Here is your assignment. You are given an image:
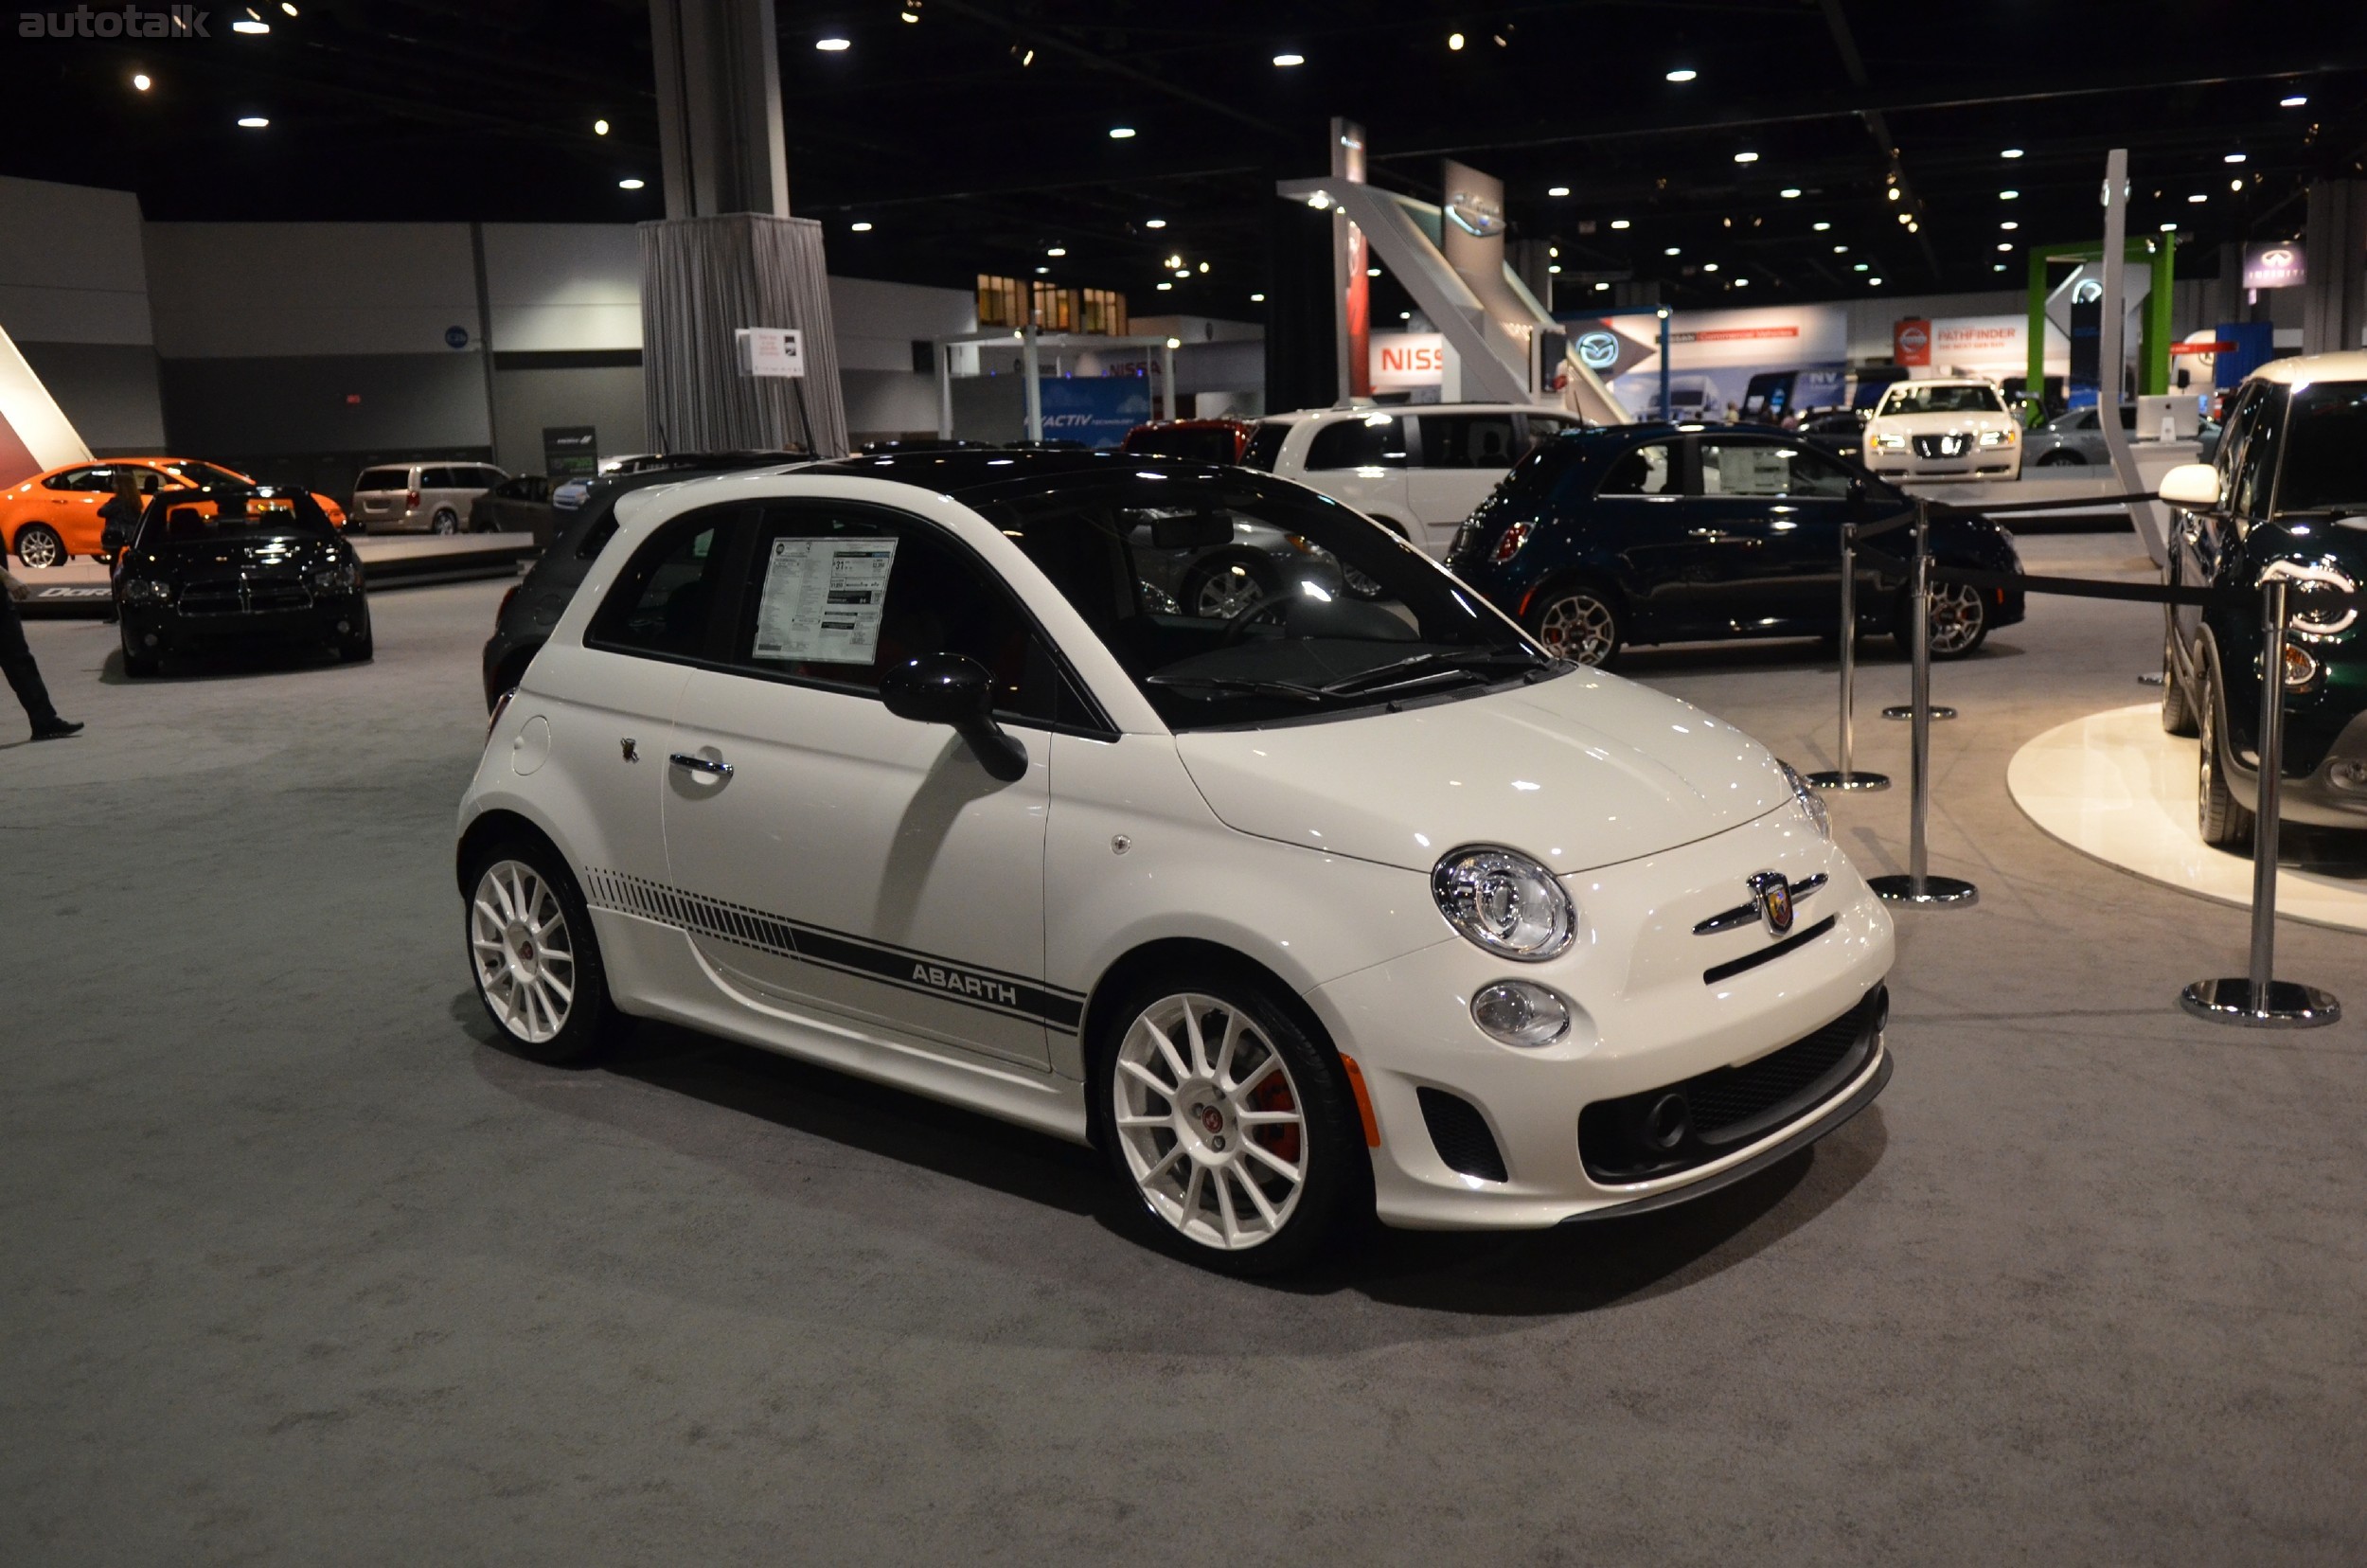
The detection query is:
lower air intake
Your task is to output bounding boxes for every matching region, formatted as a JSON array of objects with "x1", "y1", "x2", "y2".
[{"x1": 1418, "y1": 1088, "x2": 1509, "y2": 1183}]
